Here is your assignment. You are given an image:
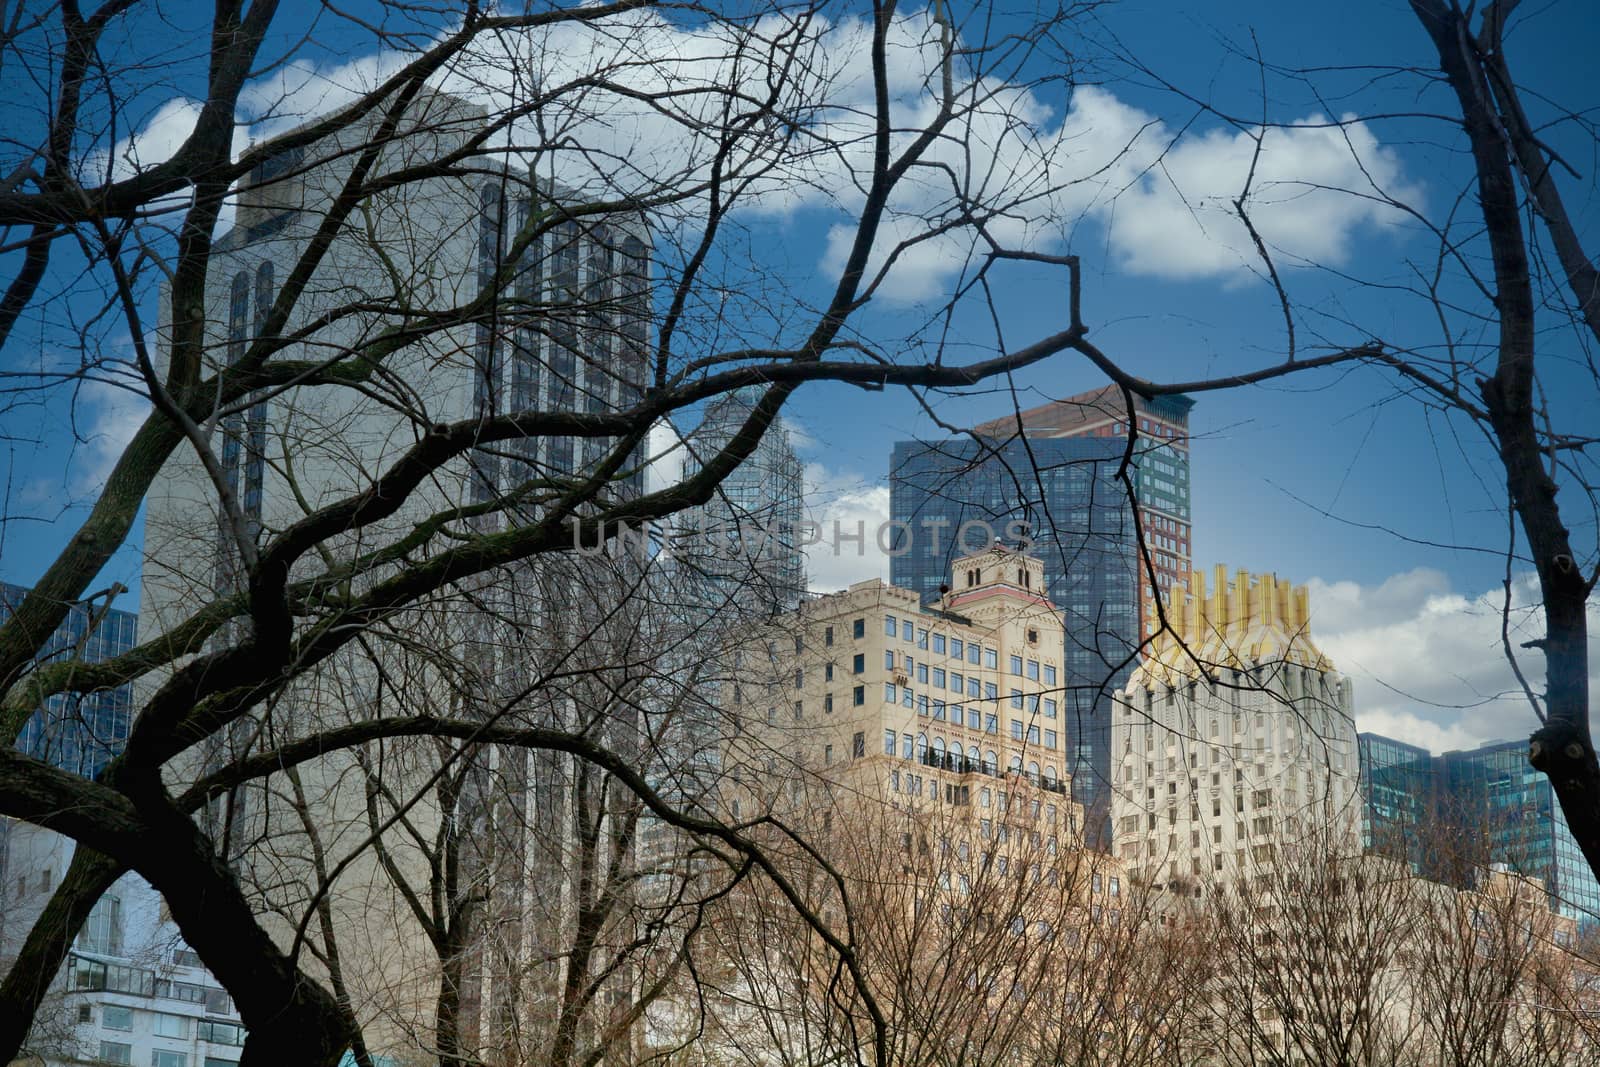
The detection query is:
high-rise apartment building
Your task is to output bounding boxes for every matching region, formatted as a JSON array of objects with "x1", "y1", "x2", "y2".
[
  {"x1": 0, "y1": 582, "x2": 137, "y2": 779},
  {"x1": 1358, "y1": 732, "x2": 1600, "y2": 926},
  {"x1": 890, "y1": 387, "x2": 1193, "y2": 839},
  {"x1": 1110, "y1": 566, "x2": 1360, "y2": 886},
  {"x1": 672, "y1": 388, "x2": 806, "y2": 616}
]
